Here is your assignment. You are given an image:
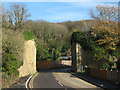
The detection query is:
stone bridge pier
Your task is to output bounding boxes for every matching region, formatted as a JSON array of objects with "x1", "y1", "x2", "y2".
[{"x1": 19, "y1": 39, "x2": 36, "y2": 77}]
